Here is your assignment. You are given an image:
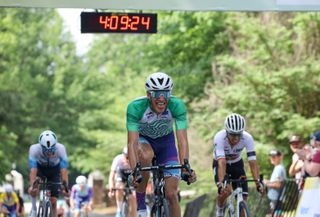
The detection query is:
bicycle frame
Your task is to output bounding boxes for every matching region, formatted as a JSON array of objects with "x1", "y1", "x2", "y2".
[
  {"x1": 139, "y1": 163, "x2": 185, "y2": 217},
  {"x1": 223, "y1": 176, "x2": 262, "y2": 217},
  {"x1": 225, "y1": 186, "x2": 244, "y2": 217},
  {"x1": 34, "y1": 177, "x2": 67, "y2": 217},
  {"x1": 112, "y1": 186, "x2": 134, "y2": 217}
]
